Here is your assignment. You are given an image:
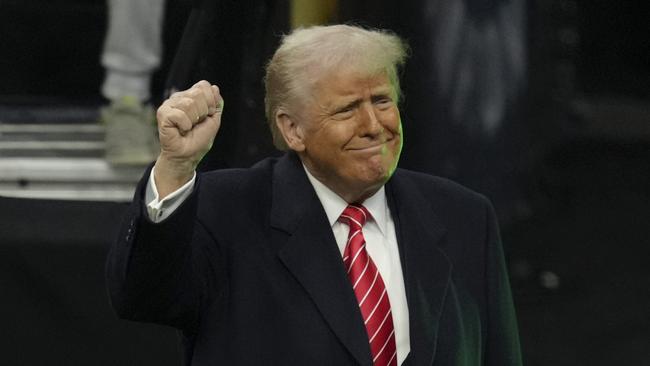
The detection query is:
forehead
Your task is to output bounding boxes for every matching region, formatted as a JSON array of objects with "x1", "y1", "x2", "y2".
[{"x1": 311, "y1": 67, "x2": 394, "y2": 100}]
